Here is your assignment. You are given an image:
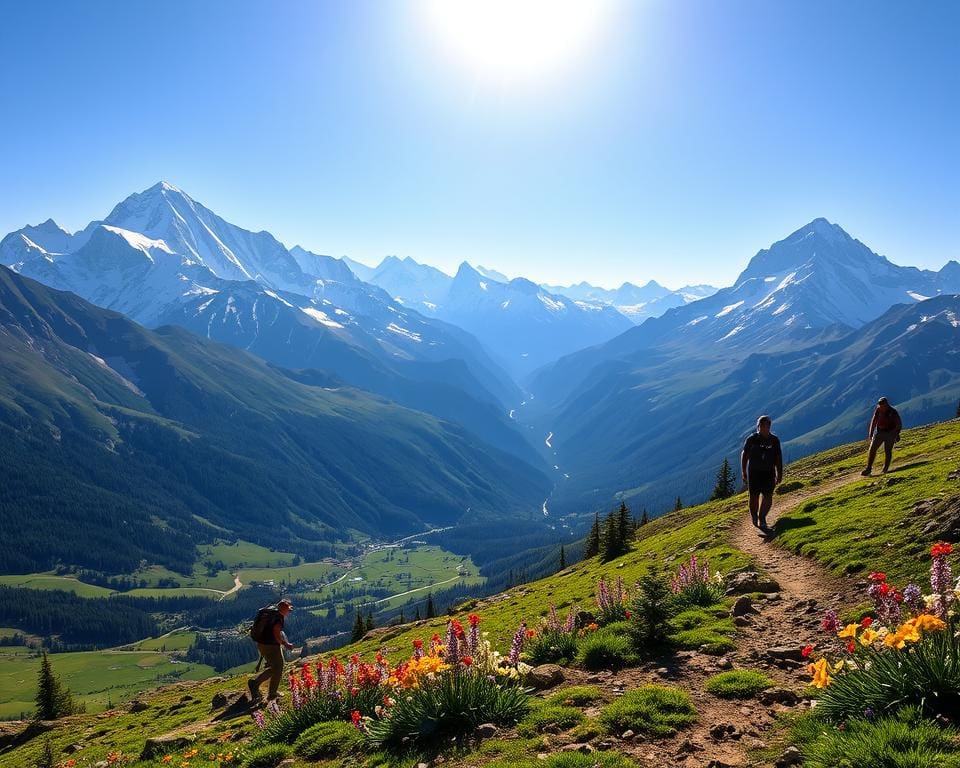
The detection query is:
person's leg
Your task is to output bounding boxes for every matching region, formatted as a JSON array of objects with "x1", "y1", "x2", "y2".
[
  {"x1": 748, "y1": 491, "x2": 760, "y2": 527},
  {"x1": 264, "y1": 645, "x2": 285, "y2": 699},
  {"x1": 881, "y1": 433, "x2": 894, "y2": 473},
  {"x1": 863, "y1": 434, "x2": 882, "y2": 474},
  {"x1": 251, "y1": 643, "x2": 282, "y2": 697},
  {"x1": 758, "y1": 492, "x2": 773, "y2": 530}
]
